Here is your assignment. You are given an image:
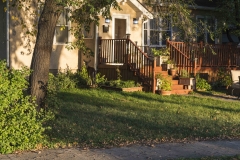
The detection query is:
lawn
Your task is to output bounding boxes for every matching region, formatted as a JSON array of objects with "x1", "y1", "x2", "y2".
[{"x1": 45, "y1": 88, "x2": 240, "y2": 149}]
